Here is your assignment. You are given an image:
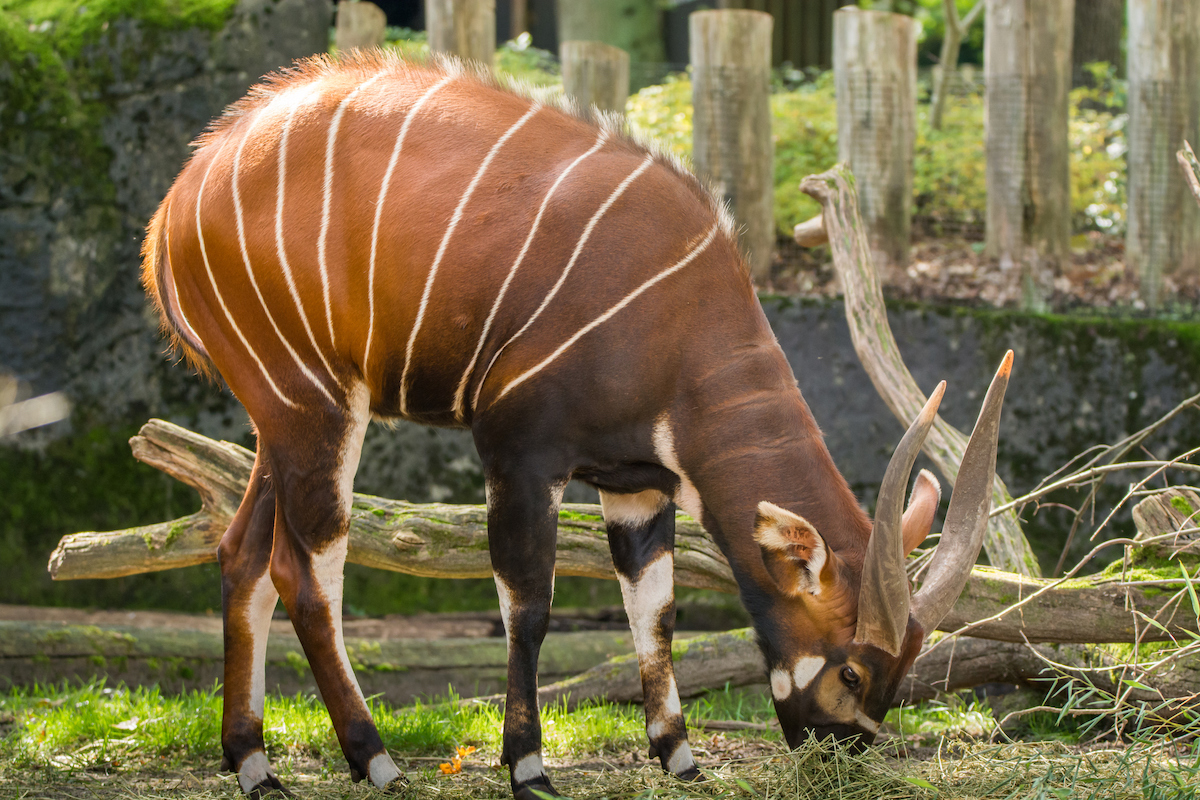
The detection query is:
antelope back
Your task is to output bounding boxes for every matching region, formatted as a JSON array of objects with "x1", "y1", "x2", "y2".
[{"x1": 144, "y1": 53, "x2": 736, "y2": 426}]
